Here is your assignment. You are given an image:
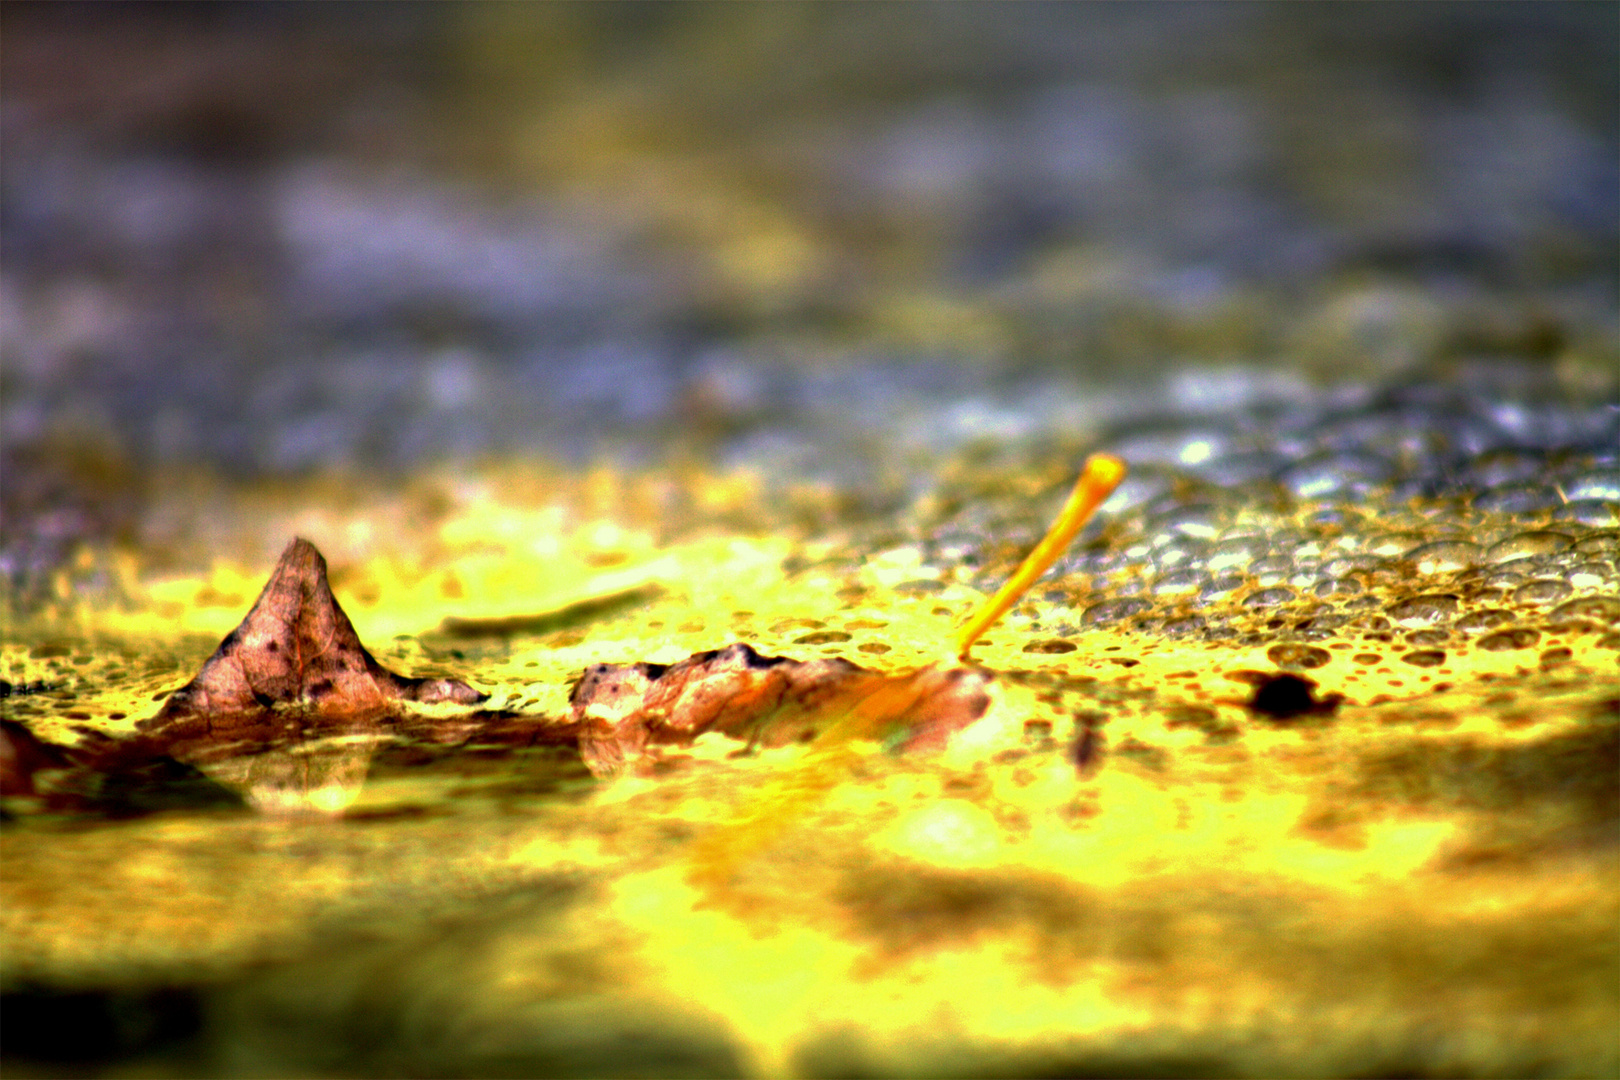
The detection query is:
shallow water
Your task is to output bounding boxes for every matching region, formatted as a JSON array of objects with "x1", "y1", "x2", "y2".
[{"x1": 2, "y1": 6, "x2": 1617, "y2": 1078}]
